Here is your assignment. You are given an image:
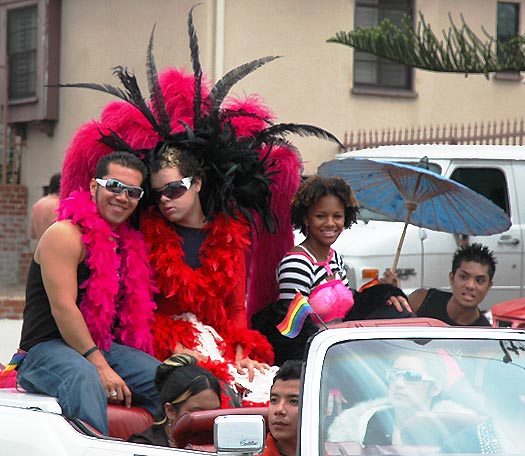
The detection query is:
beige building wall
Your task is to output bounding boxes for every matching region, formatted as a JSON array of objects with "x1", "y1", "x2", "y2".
[{"x1": 21, "y1": 0, "x2": 525, "y2": 222}]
